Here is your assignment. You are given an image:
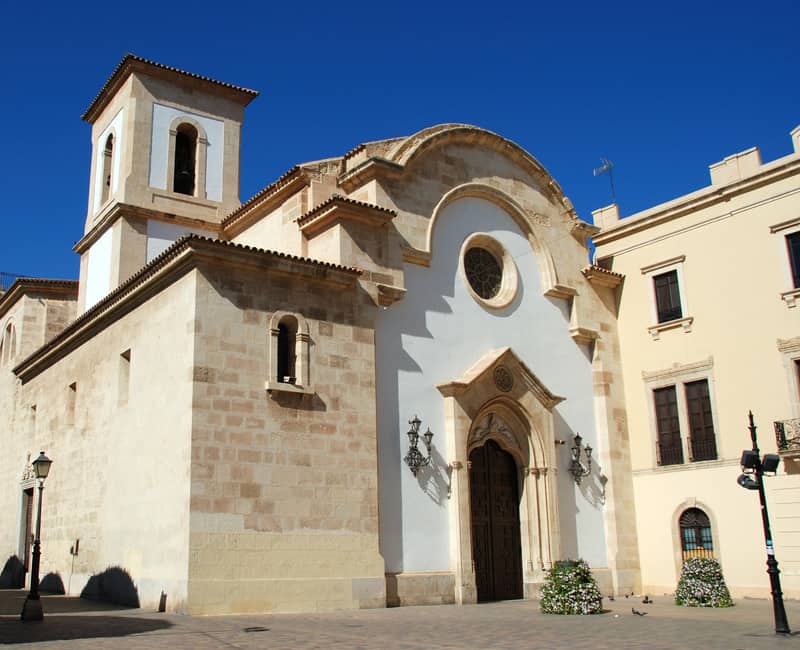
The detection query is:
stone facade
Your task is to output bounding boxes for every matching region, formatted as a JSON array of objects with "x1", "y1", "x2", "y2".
[{"x1": 0, "y1": 55, "x2": 663, "y2": 615}]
